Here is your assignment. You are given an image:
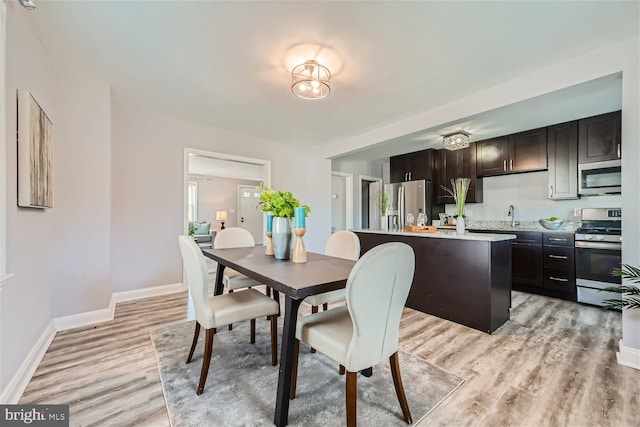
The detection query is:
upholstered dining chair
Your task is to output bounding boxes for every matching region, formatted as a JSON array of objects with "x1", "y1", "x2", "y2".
[
  {"x1": 178, "y1": 235, "x2": 280, "y2": 396},
  {"x1": 214, "y1": 227, "x2": 263, "y2": 292},
  {"x1": 290, "y1": 242, "x2": 415, "y2": 427},
  {"x1": 304, "y1": 230, "x2": 360, "y2": 312}
]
